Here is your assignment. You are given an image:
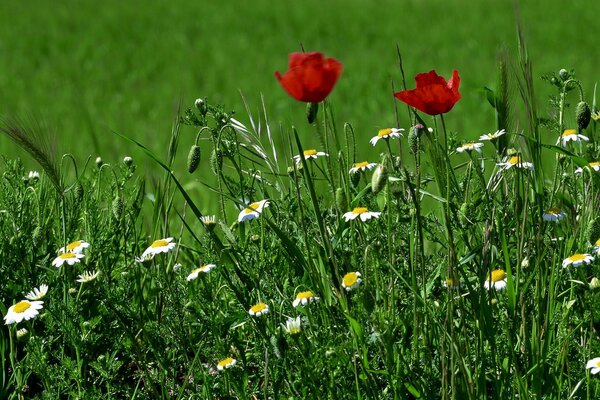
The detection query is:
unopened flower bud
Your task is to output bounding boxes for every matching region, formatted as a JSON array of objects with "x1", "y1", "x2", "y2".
[
  {"x1": 16, "y1": 328, "x2": 29, "y2": 340},
  {"x1": 521, "y1": 257, "x2": 530, "y2": 268},
  {"x1": 576, "y1": 101, "x2": 591, "y2": 131},
  {"x1": 559, "y1": 69, "x2": 569, "y2": 80},
  {"x1": 590, "y1": 277, "x2": 600, "y2": 290},
  {"x1": 123, "y1": 156, "x2": 134, "y2": 167},
  {"x1": 306, "y1": 102, "x2": 319, "y2": 124},
  {"x1": 371, "y1": 164, "x2": 388, "y2": 195},
  {"x1": 187, "y1": 145, "x2": 202, "y2": 173},
  {"x1": 95, "y1": 157, "x2": 103, "y2": 168},
  {"x1": 195, "y1": 98, "x2": 207, "y2": 115}
]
